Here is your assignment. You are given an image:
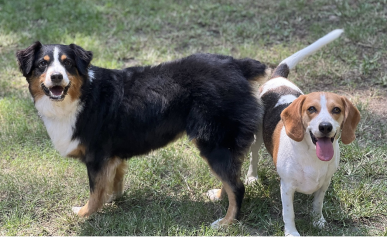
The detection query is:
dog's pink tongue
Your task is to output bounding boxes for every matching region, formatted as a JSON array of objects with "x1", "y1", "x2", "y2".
[{"x1": 316, "y1": 137, "x2": 334, "y2": 161}]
